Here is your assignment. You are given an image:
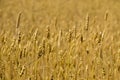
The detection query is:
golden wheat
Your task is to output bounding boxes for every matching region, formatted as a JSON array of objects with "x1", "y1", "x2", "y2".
[{"x1": 0, "y1": 0, "x2": 120, "y2": 80}]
